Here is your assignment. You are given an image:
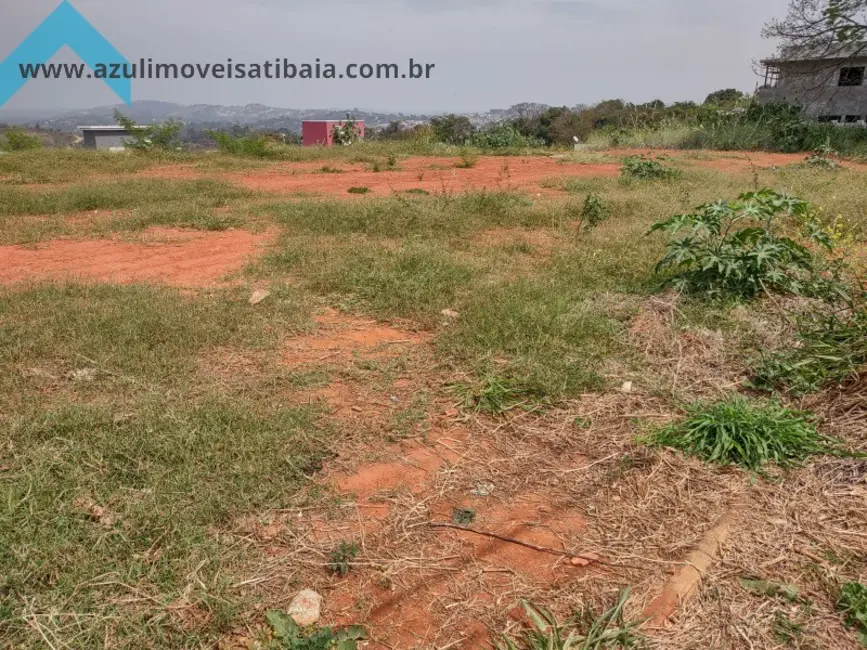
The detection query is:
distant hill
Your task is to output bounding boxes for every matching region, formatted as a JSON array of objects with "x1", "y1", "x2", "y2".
[{"x1": 0, "y1": 101, "x2": 432, "y2": 133}]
